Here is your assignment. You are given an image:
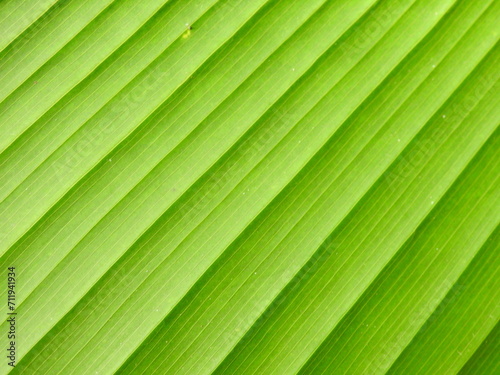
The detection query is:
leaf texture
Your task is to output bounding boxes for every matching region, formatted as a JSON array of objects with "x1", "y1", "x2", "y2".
[{"x1": 0, "y1": 0, "x2": 498, "y2": 374}]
